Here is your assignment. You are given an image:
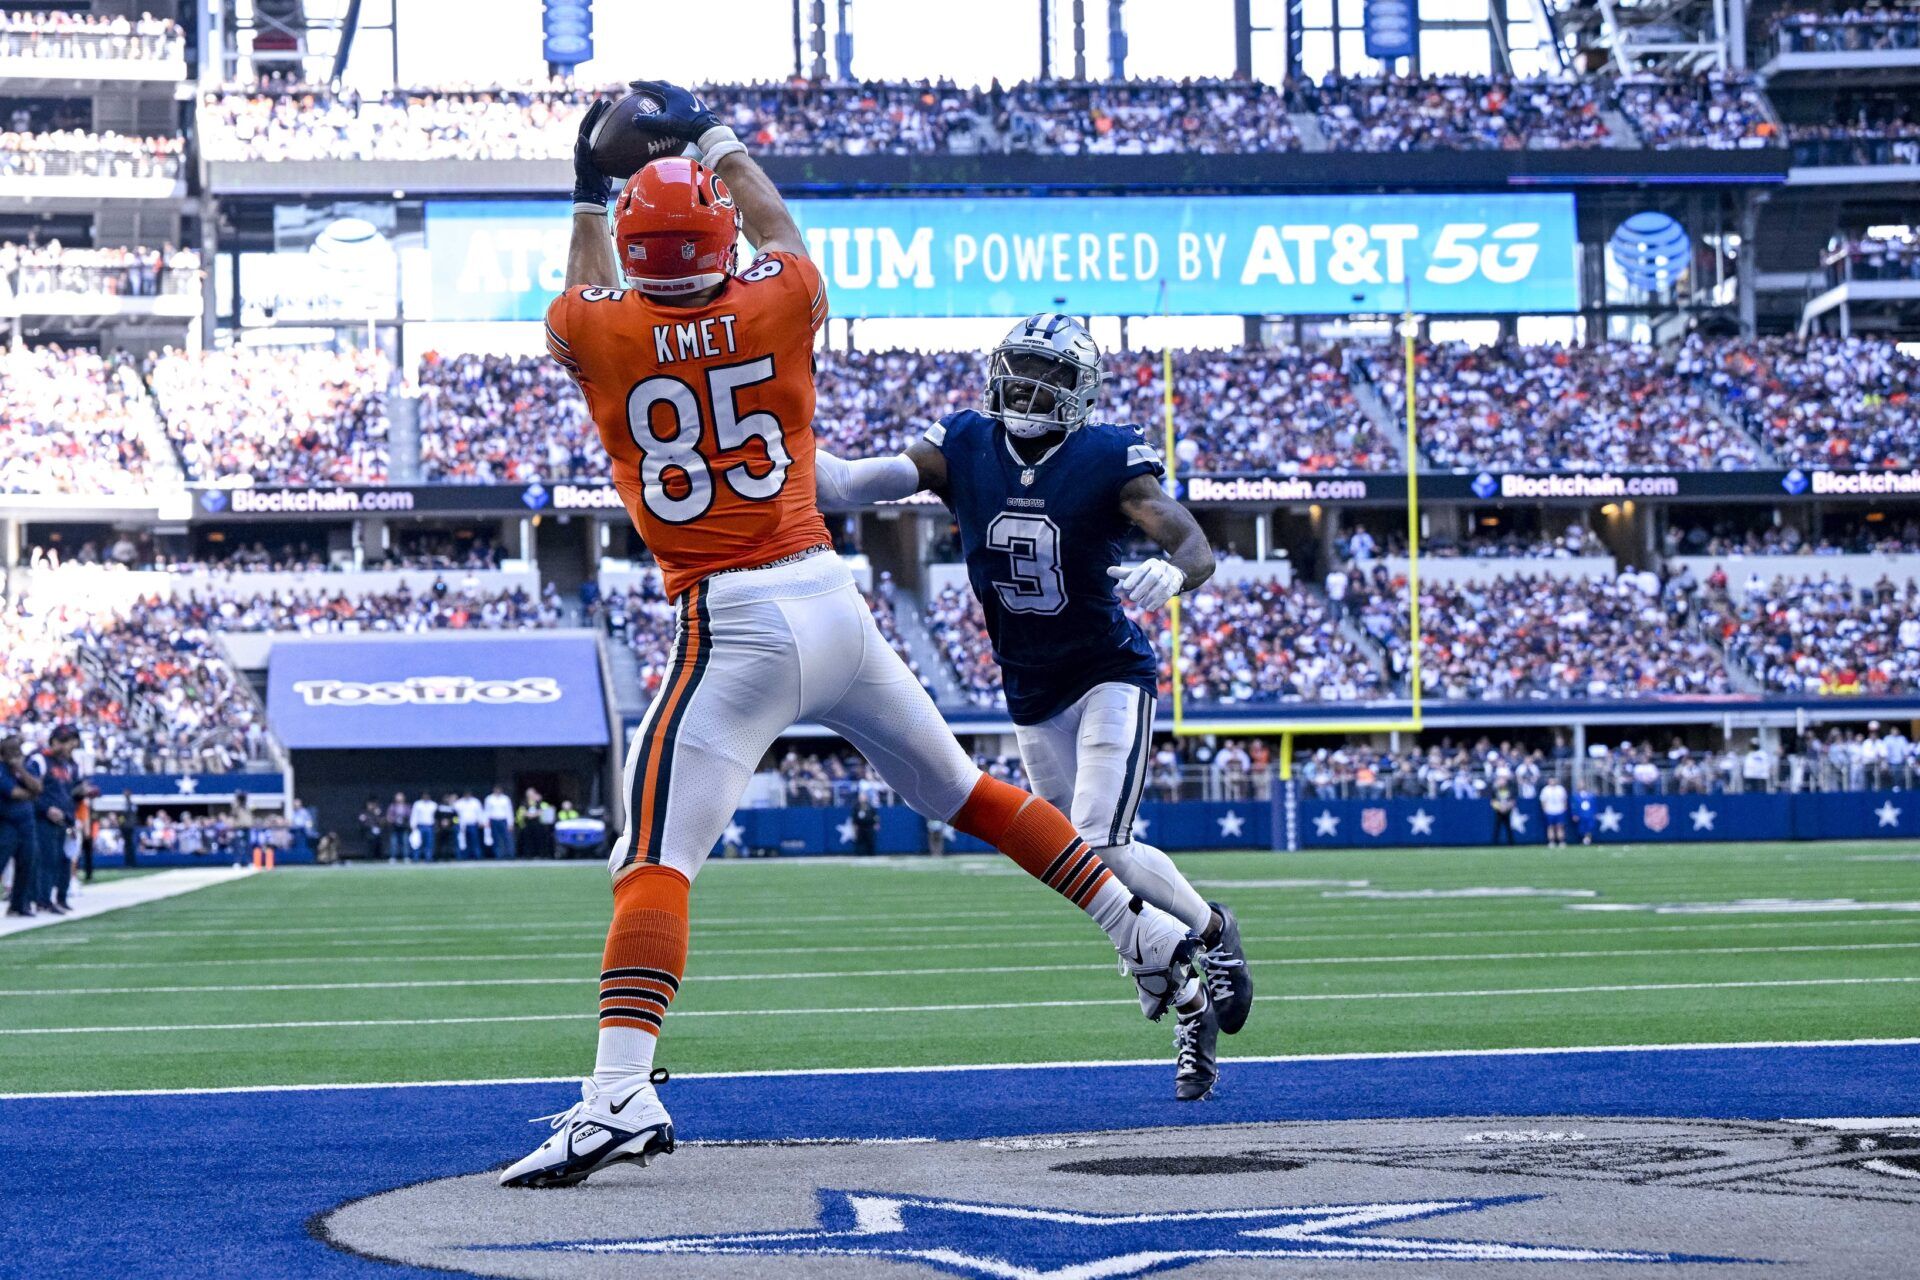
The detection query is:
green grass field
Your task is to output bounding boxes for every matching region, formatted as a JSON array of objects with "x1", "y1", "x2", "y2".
[{"x1": 3, "y1": 842, "x2": 1917, "y2": 1095}]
